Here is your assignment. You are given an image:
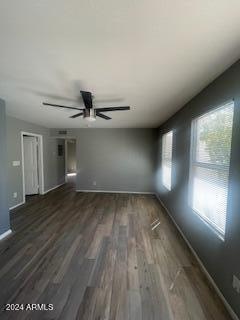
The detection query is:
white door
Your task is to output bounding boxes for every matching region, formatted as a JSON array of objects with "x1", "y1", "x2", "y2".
[{"x1": 23, "y1": 136, "x2": 39, "y2": 195}]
